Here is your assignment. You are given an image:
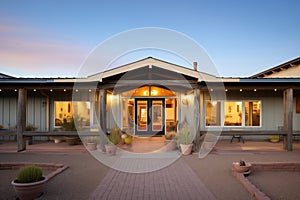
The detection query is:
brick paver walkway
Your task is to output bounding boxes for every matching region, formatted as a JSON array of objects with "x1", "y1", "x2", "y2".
[{"x1": 89, "y1": 159, "x2": 216, "y2": 200}]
